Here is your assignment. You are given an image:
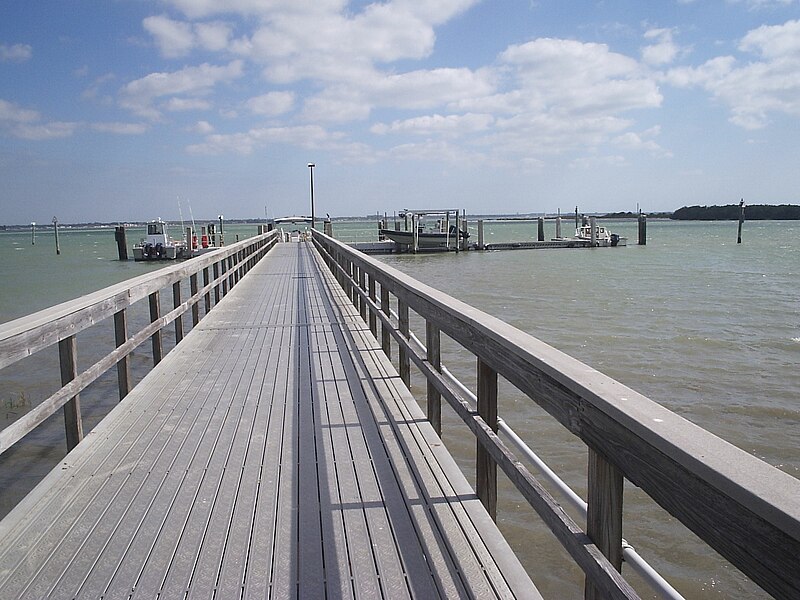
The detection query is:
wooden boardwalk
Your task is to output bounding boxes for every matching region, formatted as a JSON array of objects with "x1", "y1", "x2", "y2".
[{"x1": 0, "y1": 242, "x2": 539, "y2": 599}]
